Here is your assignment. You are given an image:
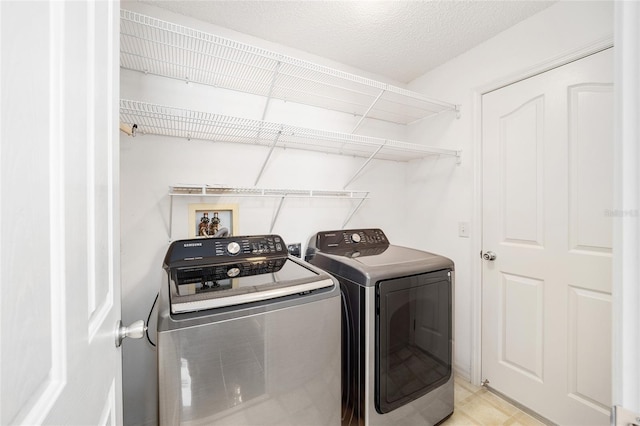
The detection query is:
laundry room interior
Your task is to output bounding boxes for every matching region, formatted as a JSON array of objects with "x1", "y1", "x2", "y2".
[
  {"x1": 6, "y1": 0, "x2": 640, "y2": 425},
  {"x1": 114, "y1": 1, "x2": 625, "y2": 425}
]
